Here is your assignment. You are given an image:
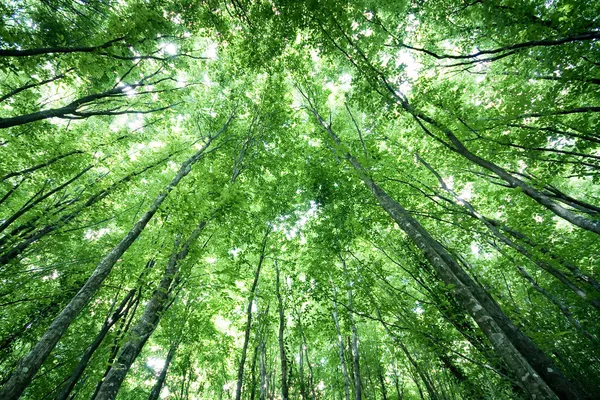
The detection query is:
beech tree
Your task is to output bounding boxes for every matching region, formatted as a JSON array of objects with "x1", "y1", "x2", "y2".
[{"x1": 1, "y1": 1, "x2": 598, "y2": 399}]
